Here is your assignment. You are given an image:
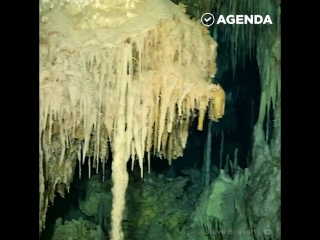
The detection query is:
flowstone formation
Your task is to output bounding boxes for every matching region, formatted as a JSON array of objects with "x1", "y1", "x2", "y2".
[{"x1": 39, "y1": 0, "x2": 226, "y2": 239}]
